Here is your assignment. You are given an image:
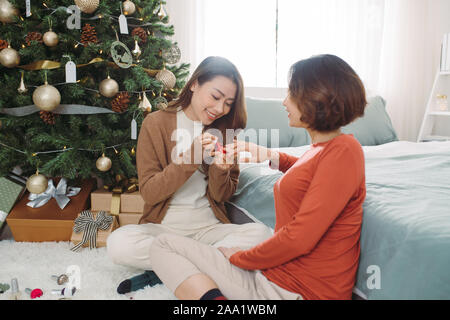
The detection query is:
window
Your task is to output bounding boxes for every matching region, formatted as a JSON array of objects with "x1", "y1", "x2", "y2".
[{"x1": 200, "y1": 0, "x2": 385, "y2": 90}]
